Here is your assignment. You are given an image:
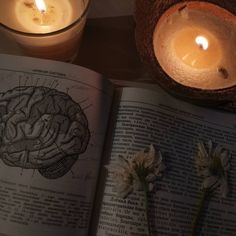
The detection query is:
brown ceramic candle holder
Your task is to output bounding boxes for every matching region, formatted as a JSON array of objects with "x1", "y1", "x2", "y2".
[{"x1": 135, "y1": 0, "x2": 236, "y2": 110}]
